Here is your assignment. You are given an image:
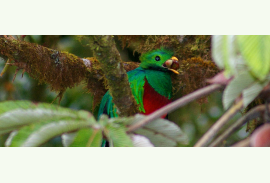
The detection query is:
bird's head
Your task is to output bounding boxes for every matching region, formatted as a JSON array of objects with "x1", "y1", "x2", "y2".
[{"x1": 139, "y1": 48, "x2": 180, "y2": 74}]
